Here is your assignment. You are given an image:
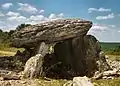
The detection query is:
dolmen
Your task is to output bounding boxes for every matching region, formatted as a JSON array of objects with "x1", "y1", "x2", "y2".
[{"x1": 12, "y1": 19, "x2": 110, "y2": 79}]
